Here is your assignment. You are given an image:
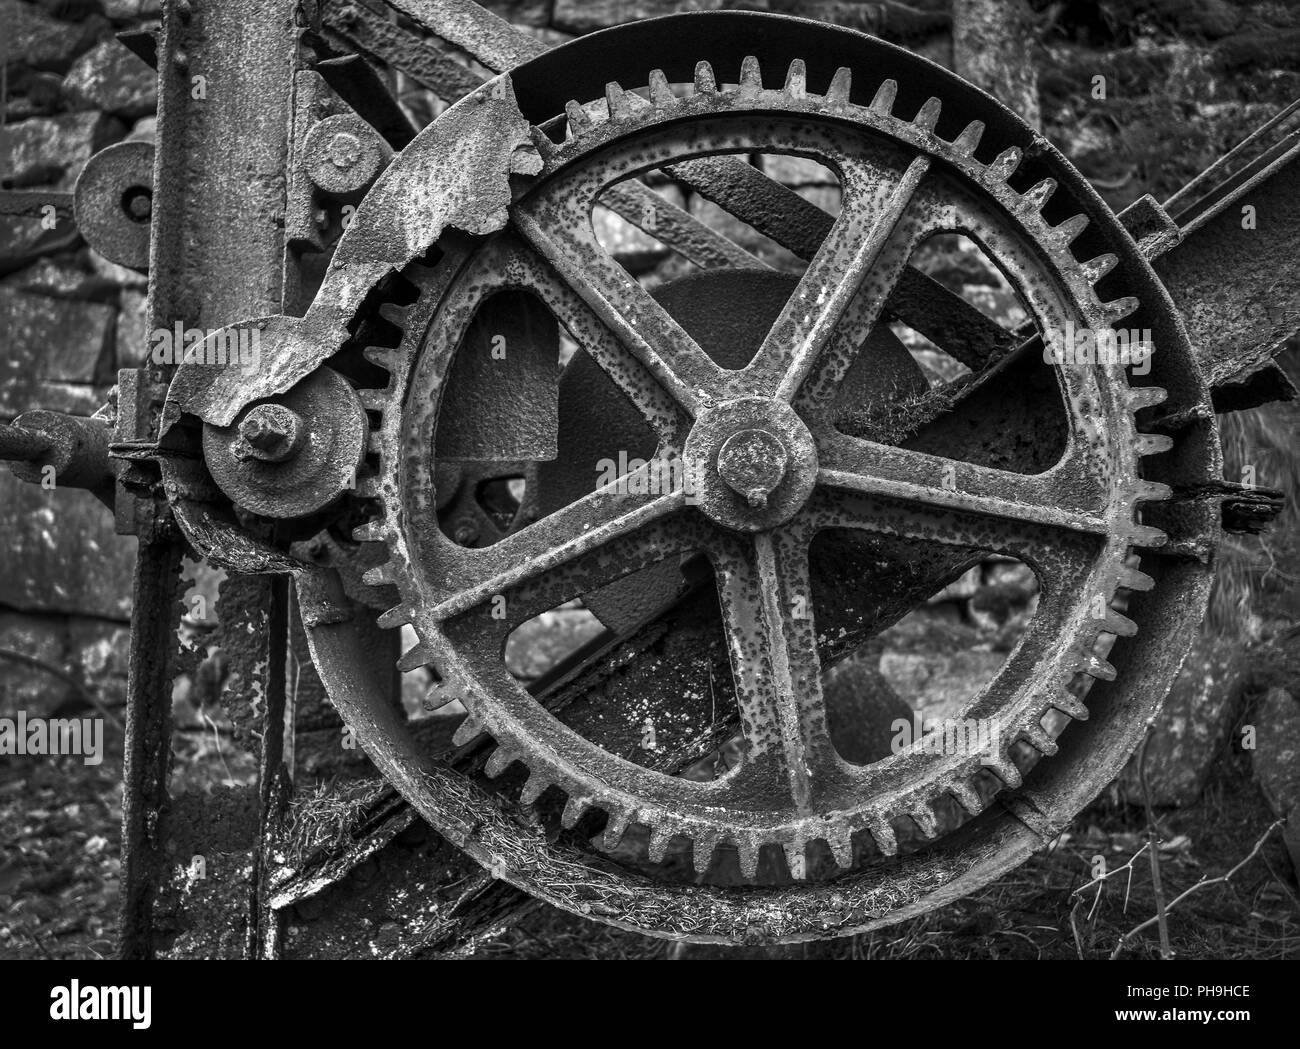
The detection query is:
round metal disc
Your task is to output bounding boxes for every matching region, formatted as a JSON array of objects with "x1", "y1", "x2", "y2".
[
  {"x1": 203, "y1": 366, "x2": 367, "y2": 519},
  {"x1": 73, "y1": 141, "x2": 155, "y2": 271}
]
